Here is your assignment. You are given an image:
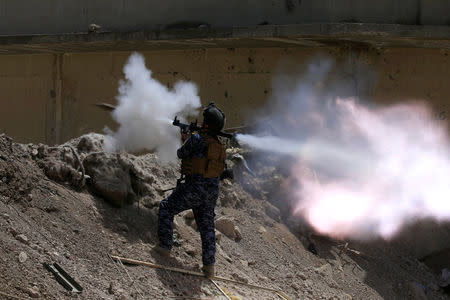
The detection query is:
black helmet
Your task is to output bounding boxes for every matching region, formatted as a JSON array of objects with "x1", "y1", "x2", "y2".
[{"x1": 203, "y1": 102, "x2": 225, "y2": 134}]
